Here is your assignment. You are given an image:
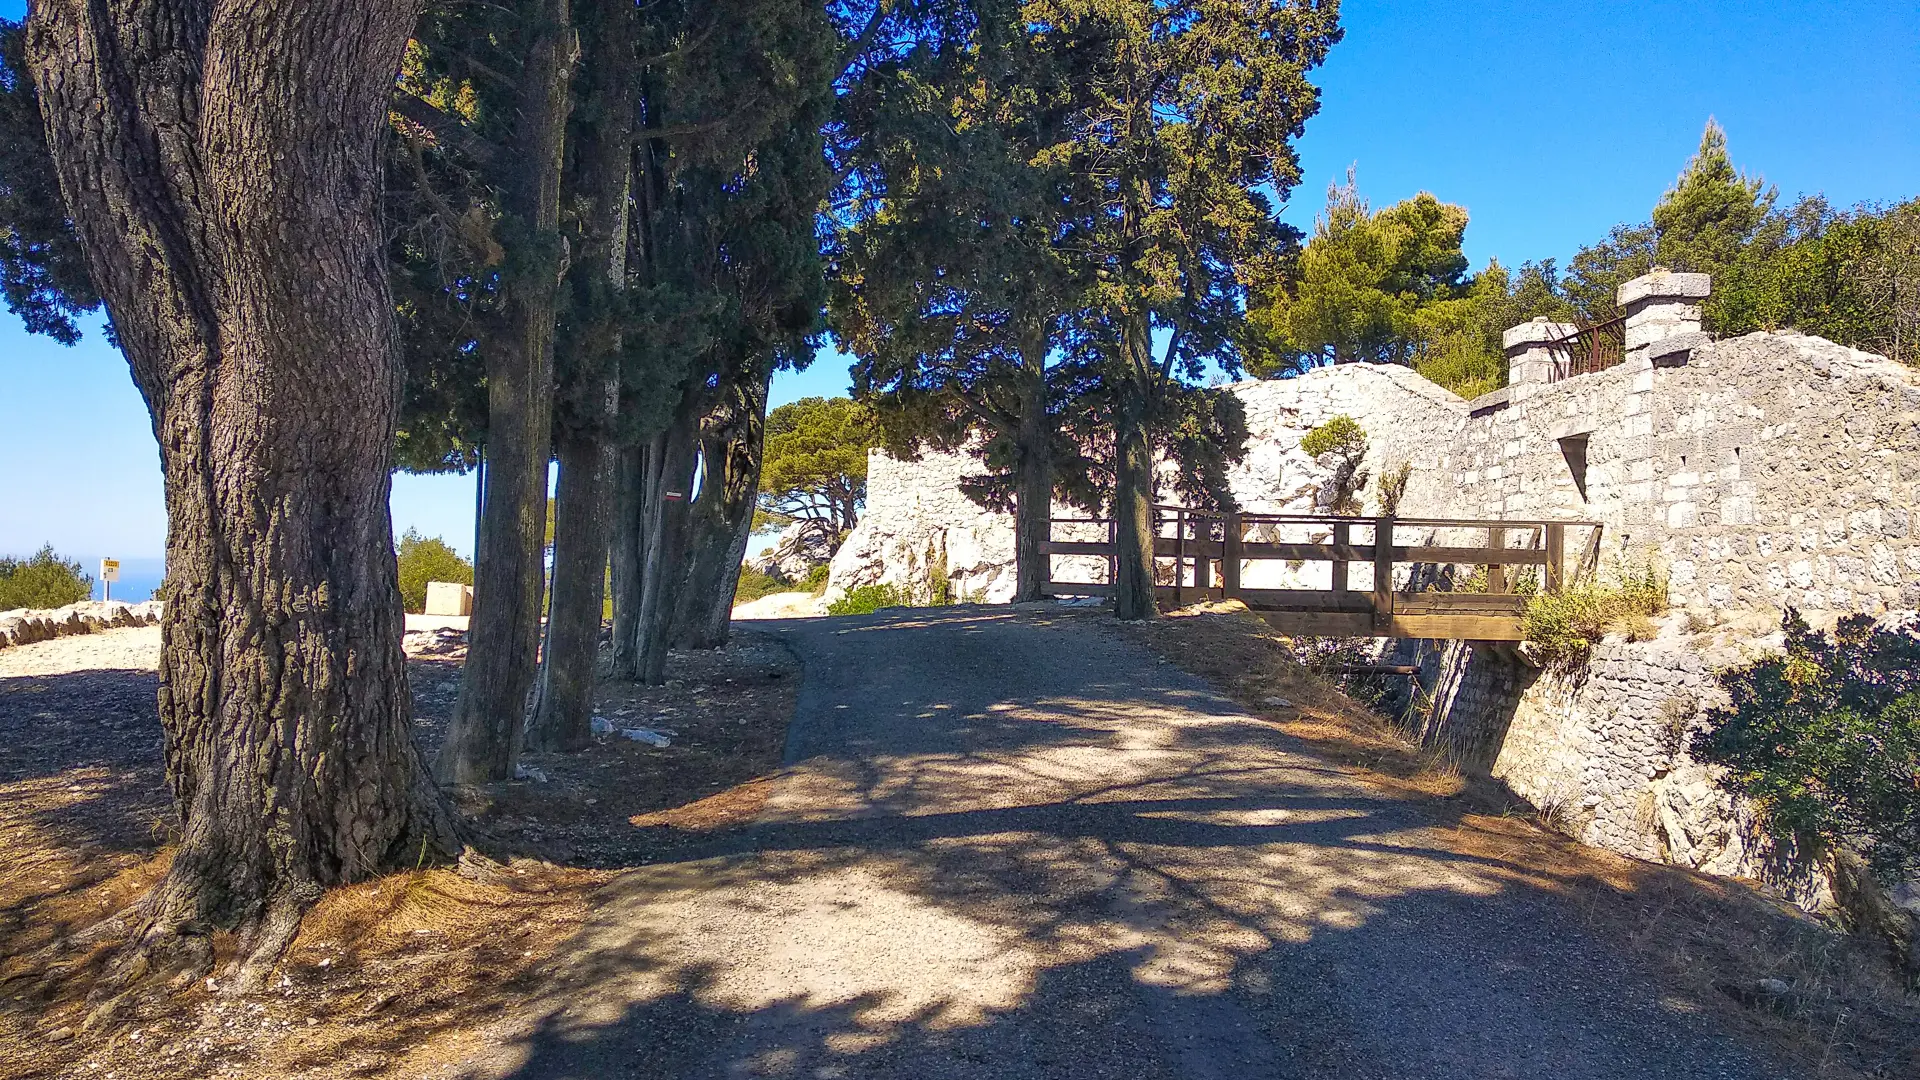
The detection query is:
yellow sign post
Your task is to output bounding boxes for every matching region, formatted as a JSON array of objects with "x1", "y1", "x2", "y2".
[{"x1": 100, "y1": 558, "x2": 120, "y2": 602}]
